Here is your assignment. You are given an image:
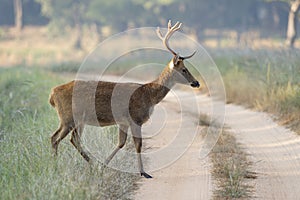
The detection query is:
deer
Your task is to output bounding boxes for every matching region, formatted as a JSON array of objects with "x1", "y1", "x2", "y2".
[{"x1": 49, "y1": 20, "x2": 200, "y2": 179}]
